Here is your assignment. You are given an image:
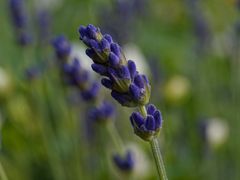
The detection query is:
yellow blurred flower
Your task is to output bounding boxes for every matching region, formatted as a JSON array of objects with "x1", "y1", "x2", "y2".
[{"x1": 163, "y1": 75, "x2": 191, "y2": 104}]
